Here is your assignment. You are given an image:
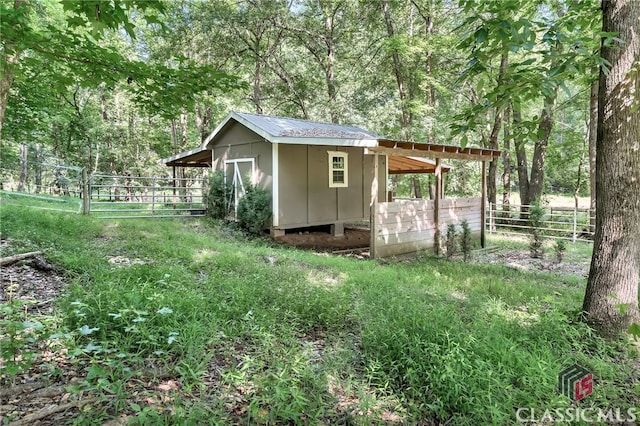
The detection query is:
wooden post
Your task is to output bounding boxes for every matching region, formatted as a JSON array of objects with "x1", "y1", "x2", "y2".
[
  {"x1": 481, "y1": 161, "x2": 487, "y2": 248},
  {"x1": 81, "y1": 168, "x2": 90, "y2": 215},
  {"x1": 434, "y1": 158, "x2": 441, "y2": 254},
  {"x1": 172, "y1": 166, "x2": 177, "y2": 208},
  {"x1": 370, "y1": 153, "x2": 379, "y2": 258}
]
